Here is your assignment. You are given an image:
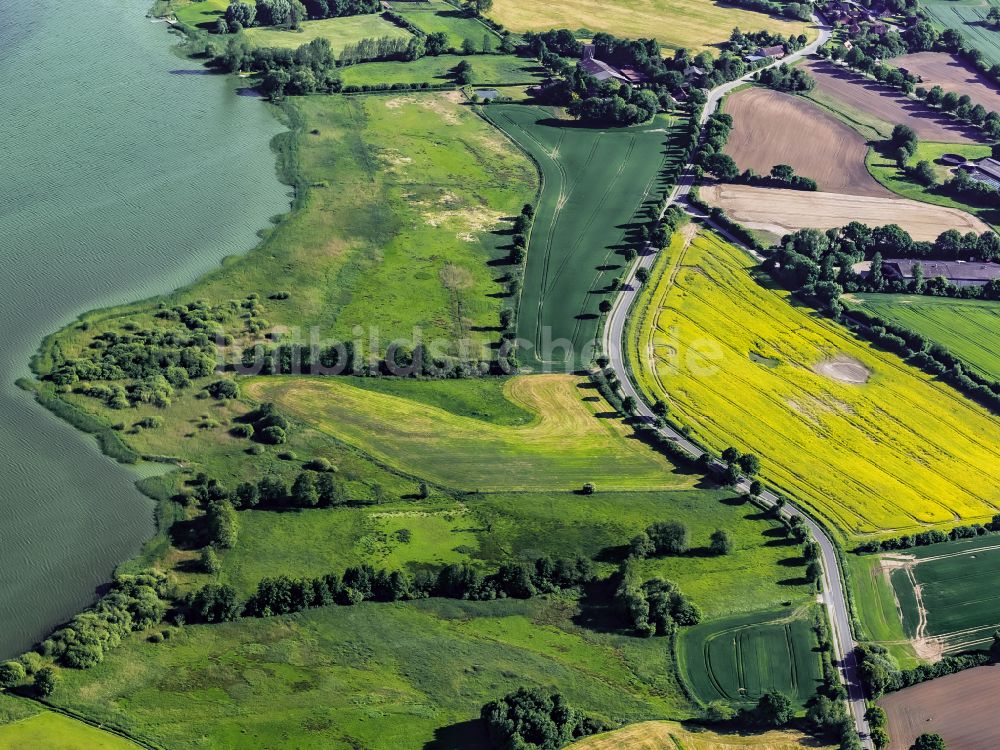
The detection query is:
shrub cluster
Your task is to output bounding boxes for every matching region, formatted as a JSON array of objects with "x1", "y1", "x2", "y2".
[
  {"x1": 856, "y1": 642, "x2": 992, "y2": 698},
  {"x1": 614, "y1": 560, "x2": 700, "y2": 636},
  {"x1": 856, "y1": 515, "x2": 1000, "y2": 554},
  {"x1": 185, "y1": 556, "x2": 596, "y2": 623},
  {"x1": 756, "y1": 62, "x2": 815, "y2": 92},
  {"x1": 40, "y1": 573, "x2": 169, "y2": 669},
  {"x1": 480, "y1": 688, "x2": 609, "y2": 750}
]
